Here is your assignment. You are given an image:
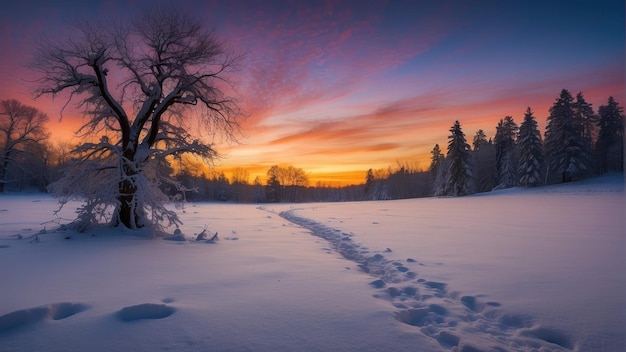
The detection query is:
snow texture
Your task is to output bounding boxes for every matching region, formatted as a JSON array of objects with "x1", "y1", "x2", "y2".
[{"x1": 0, "y1": 173, "x2": 623, "y2": 351}]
